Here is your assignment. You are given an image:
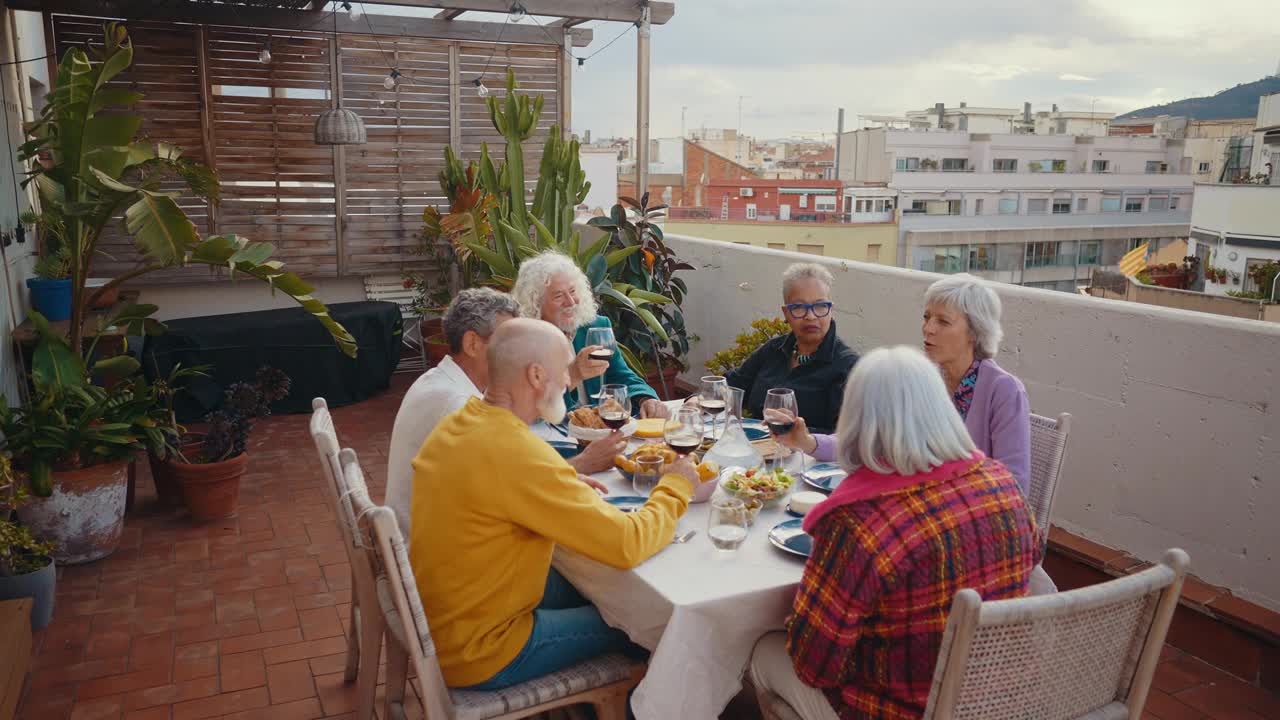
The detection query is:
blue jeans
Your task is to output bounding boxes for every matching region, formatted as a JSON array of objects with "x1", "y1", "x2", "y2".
[{"x1": 466, "y1": 569, "x2": 635, "y2": 691}]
